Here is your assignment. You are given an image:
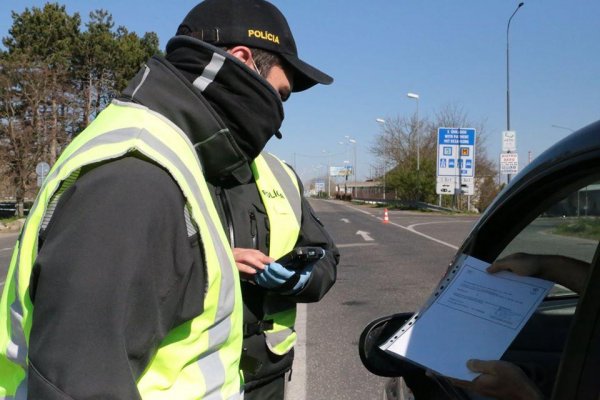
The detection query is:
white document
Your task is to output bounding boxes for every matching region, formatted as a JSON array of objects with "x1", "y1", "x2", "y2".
[{"x1": 380, "y1": 255, "x2": 553, "y2": 381}]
